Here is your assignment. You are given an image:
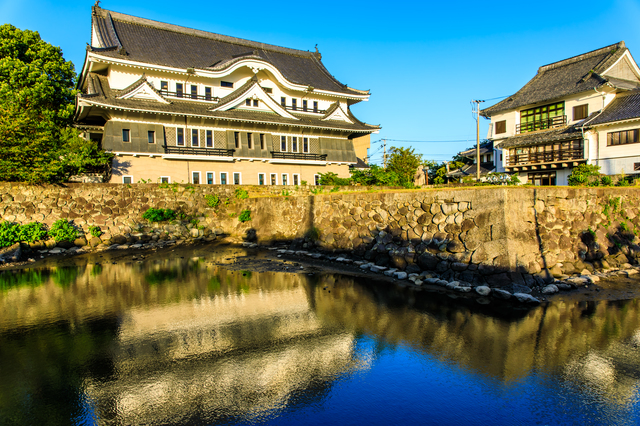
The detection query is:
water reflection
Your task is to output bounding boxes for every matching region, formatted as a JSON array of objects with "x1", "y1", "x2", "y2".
[{"x1": 0, "y1": 253, "x2": 639, "y2": 425}]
